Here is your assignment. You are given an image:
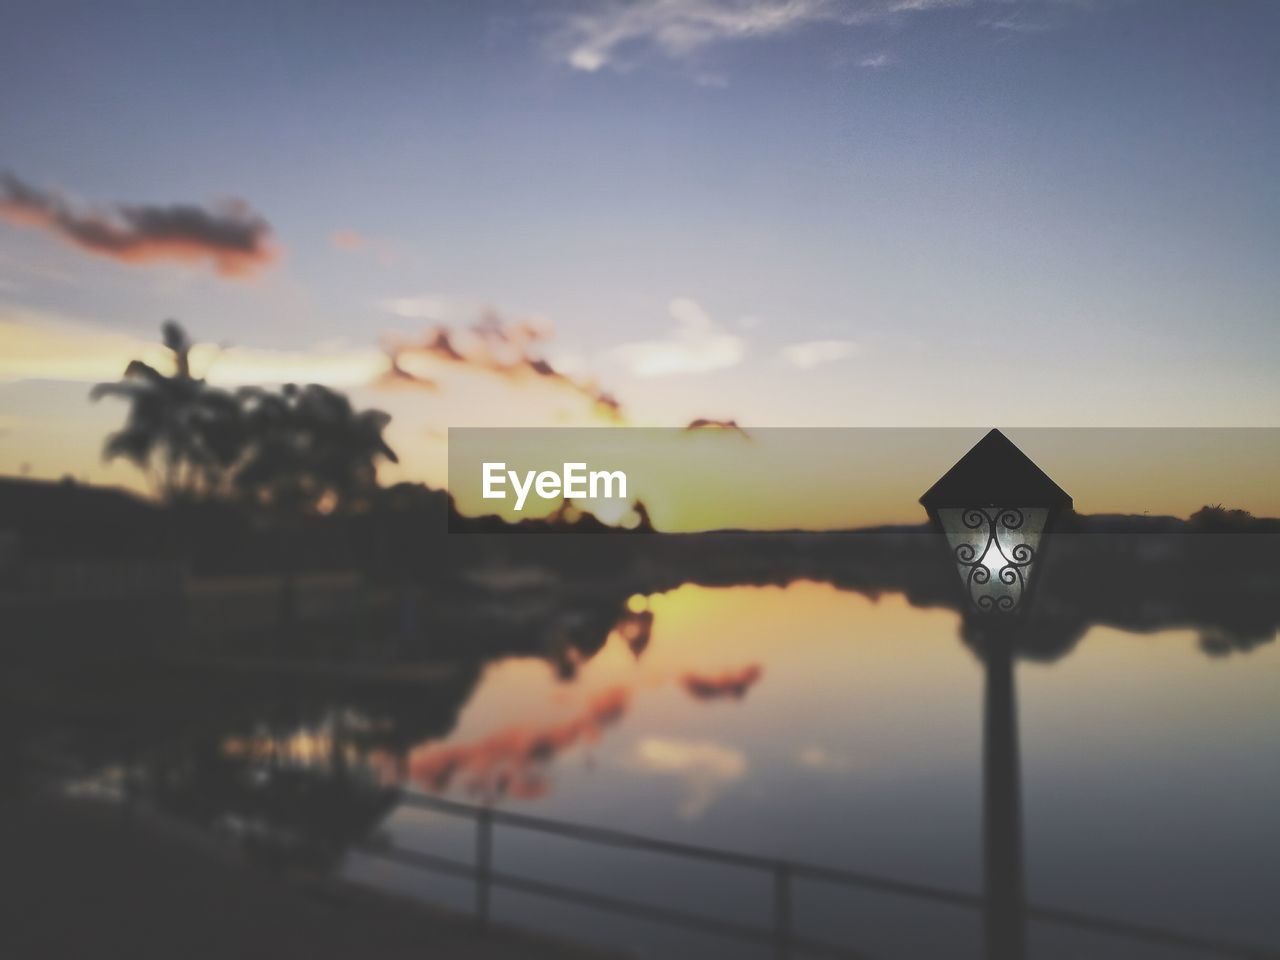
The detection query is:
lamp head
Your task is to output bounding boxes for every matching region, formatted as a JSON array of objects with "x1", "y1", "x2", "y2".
[{"x1": 920, "y1": 429, "x2": 1072, "y2": 619}]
